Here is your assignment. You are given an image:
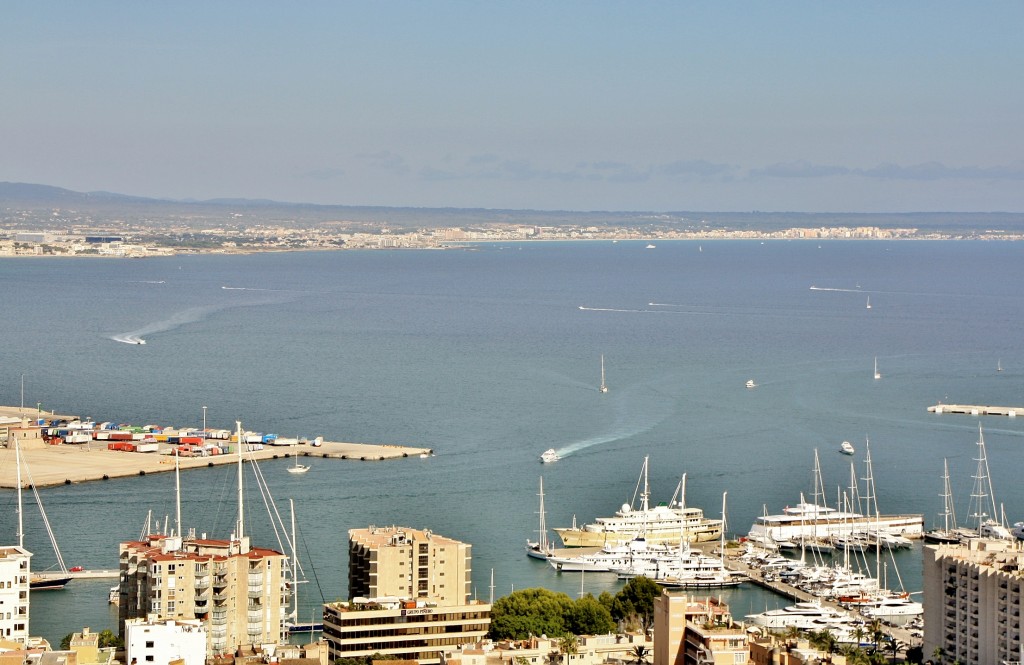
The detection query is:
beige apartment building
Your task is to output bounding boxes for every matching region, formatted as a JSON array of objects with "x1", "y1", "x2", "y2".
[
  {"x1": 324, "y1": 526, "x2": 489, "y2": 665},
  {"x1": 923, "y1": 538, "x2": 1024, "y2": 664},
  {"x1": 118, "y1": 534, "x2": 287, "y2": 656},
  {"x1": 653, "y1": 590, "x2": 742, "y2": 665},
  {"x1": 347, "y1": 526, "x2": 472, "y2": 605}
]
